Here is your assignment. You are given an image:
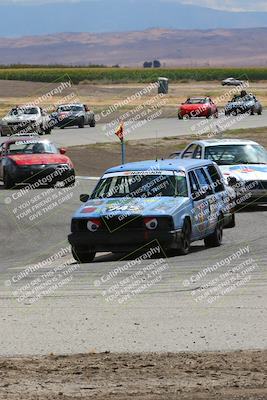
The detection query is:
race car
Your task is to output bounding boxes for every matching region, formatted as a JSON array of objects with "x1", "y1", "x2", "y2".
[
  {"x1": 52, "y1": 104, "x2": 96, "y2": 129},
  {"x1": 224, "y1": 94, "x2": 262, "y2": 116},
  {"x1": 171, "y1": 139, "x2": 267, "y2": 205},
  {"x1": 68, "y1": 159, "x2": 235, "y2": 263},
  {"x1": 178, "y1": 97, "x2": 218, "y2": 120},
  {"x1": 0, "y1": 106, "x2": 51, "y2": 136},
  {"x1": 0, "y1": 136, "x2": 75, "y2": 189},
  {"x1": 221, "y1": 77, "x2": 244, "y2": 86}
]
